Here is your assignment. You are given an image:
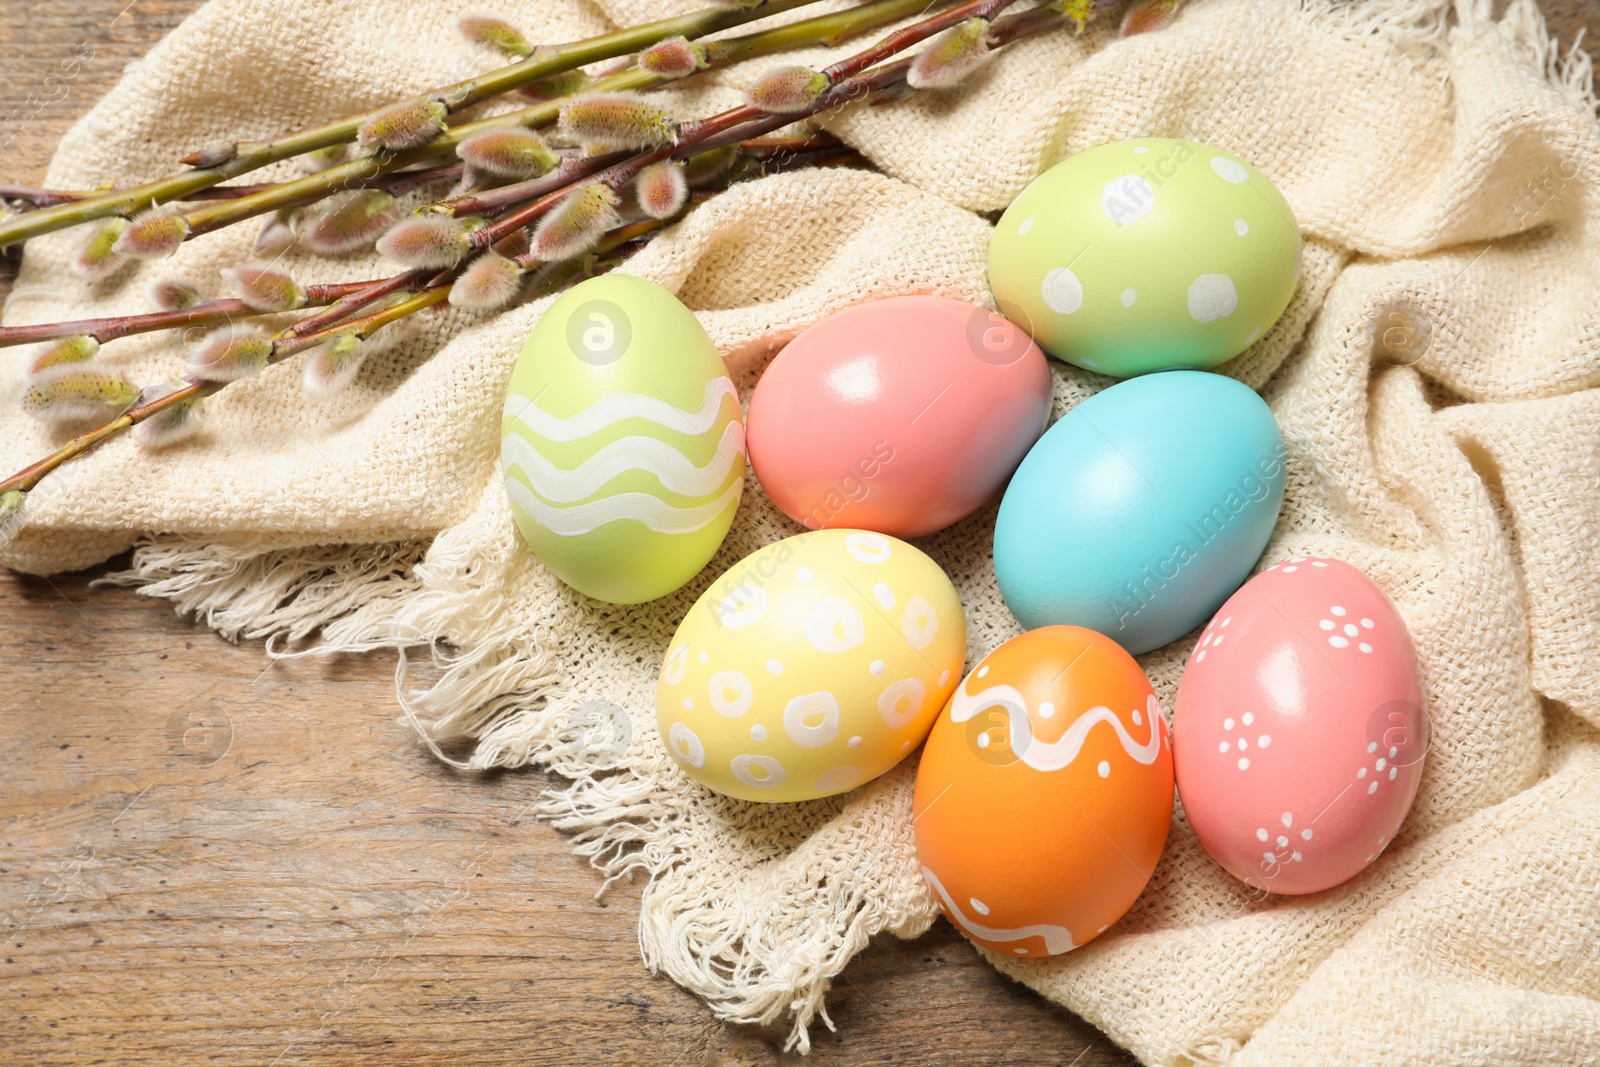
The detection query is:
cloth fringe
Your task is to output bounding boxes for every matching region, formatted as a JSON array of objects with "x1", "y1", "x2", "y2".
[{"x1": 83, "y1": 0, "x2": 1600, "y2": 1057}]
